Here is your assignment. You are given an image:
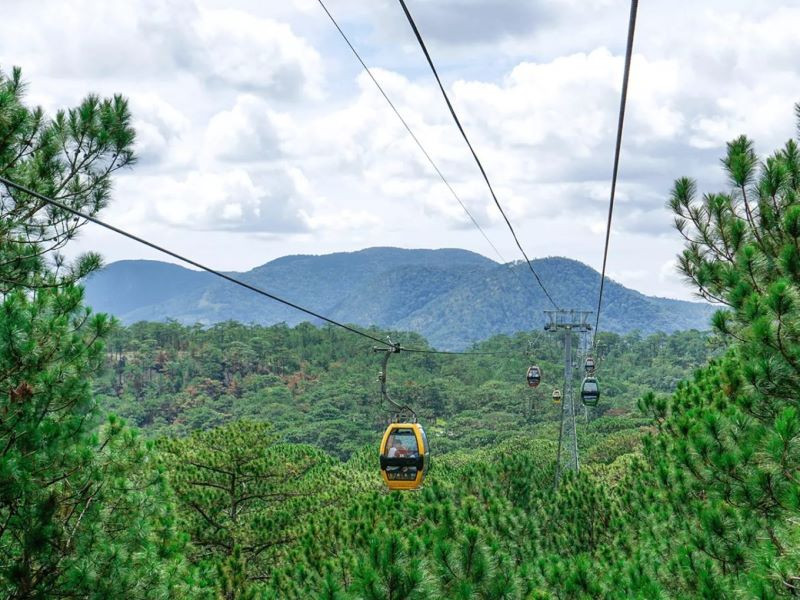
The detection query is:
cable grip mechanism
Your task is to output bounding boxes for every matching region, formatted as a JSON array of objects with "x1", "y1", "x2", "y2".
[{"x1": 373, "y1": 339, "x2": 415, "y2": 422}]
